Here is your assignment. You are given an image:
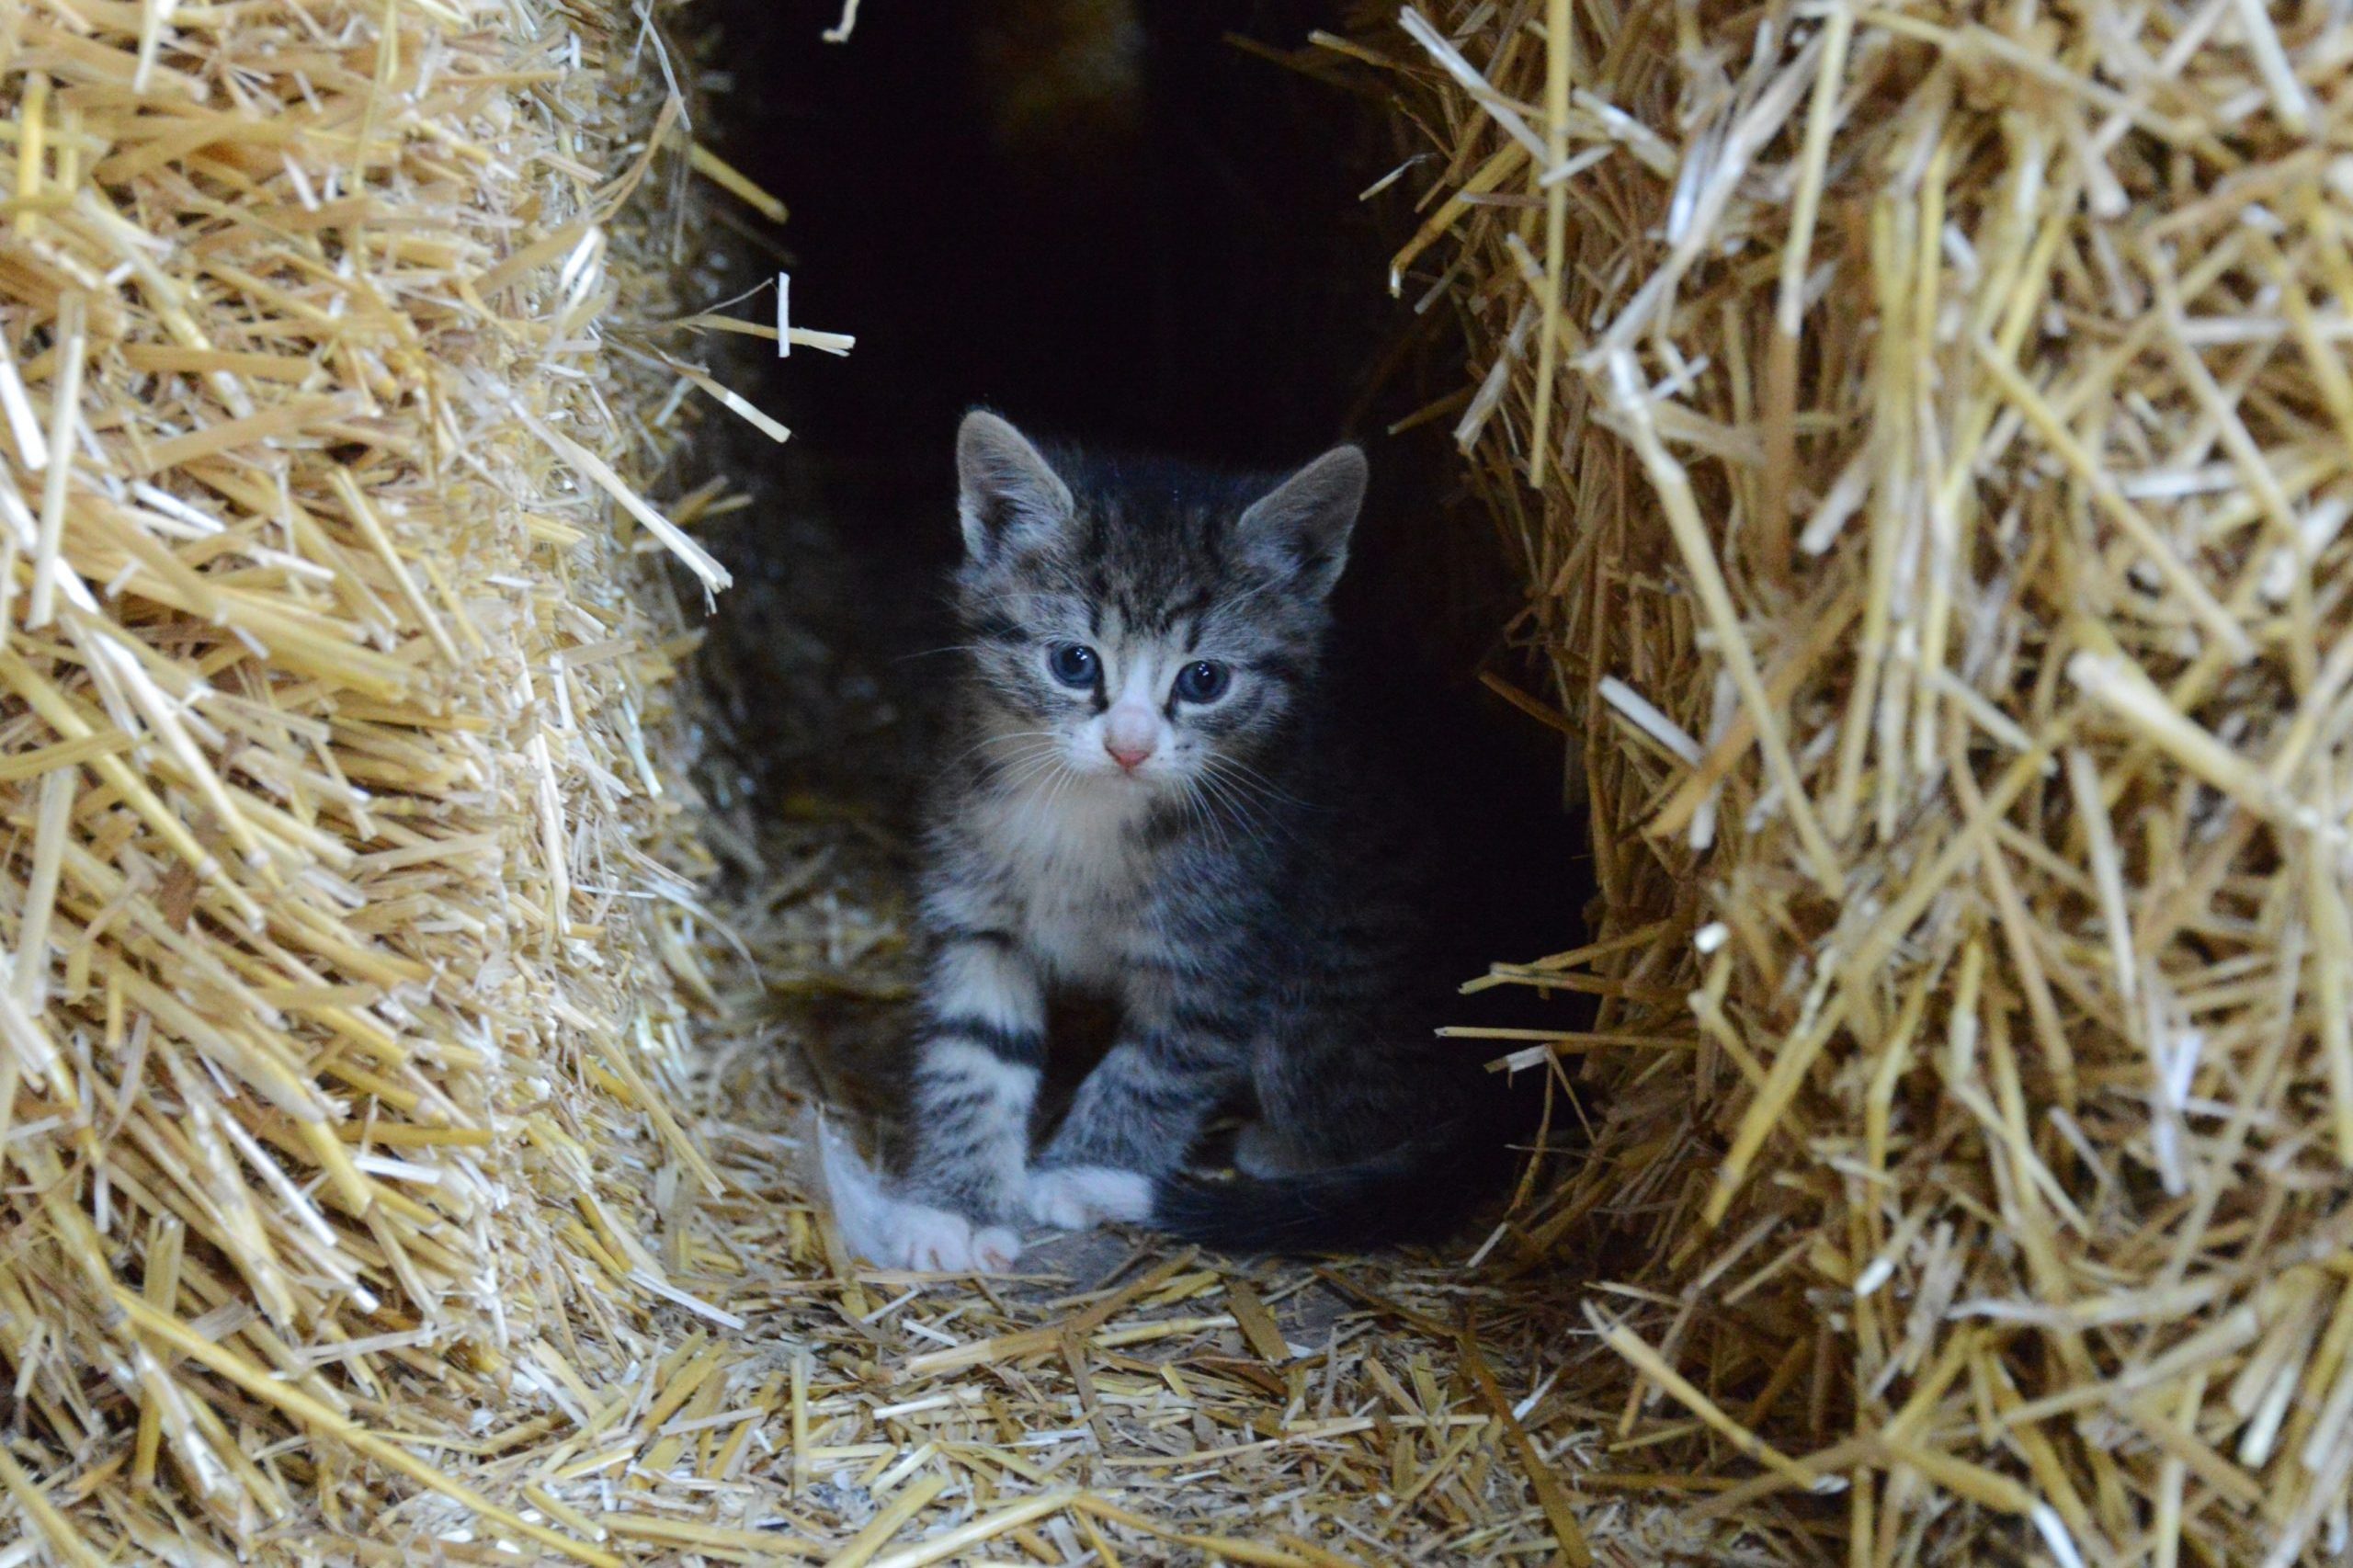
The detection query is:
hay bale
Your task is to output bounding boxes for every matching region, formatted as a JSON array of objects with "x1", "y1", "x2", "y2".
[
  {"x1": 1373, "y1": 0, "x2": 2353, "y2": 1560},
  {"x1": 0, "y1": 2, "x2": 740, "y2": 1557}
]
